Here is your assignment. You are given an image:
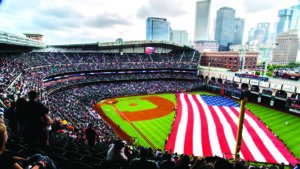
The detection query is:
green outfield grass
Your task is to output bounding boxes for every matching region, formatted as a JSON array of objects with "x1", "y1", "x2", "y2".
[
  {"x1": 100, "y1": 94, "x2": 176, "y2": 150},
  {"x1": 101, "y1": 103, "x2": 151, "y2": 147}
]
